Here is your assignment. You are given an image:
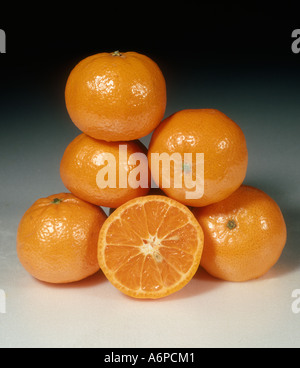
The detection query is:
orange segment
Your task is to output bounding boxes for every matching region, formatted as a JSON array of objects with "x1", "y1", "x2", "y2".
[
  {"x1": 120, "y1": 205, "x2": 149, "y2": 239},
  {"x1": 157, "y1": 206, "x2": 190, "y2": 239},
  {"x1": 114, "y1": 254, "x2": 145, "y2": 290},
  {"x1": 143, "y1": 200, "x2": 170, "y2": 236},
  {"x1": 161, "y1": 223, "x2": 200, "y2": 254},
  {"x1": 159, "y1": 247, "x2": 195, "y2": 274},
  {"x1": 106, "y1": 219, "x2": 143, "y2": 246},
  {"x1": 104, "y1": 245, "x2": 141, "y2": 272},
  {"x1": 98, "y1": 195, "x2": 204, "y2": 299},
  {"x1": 141, "y1": 255, "x2": 163, "y2": 292}
]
